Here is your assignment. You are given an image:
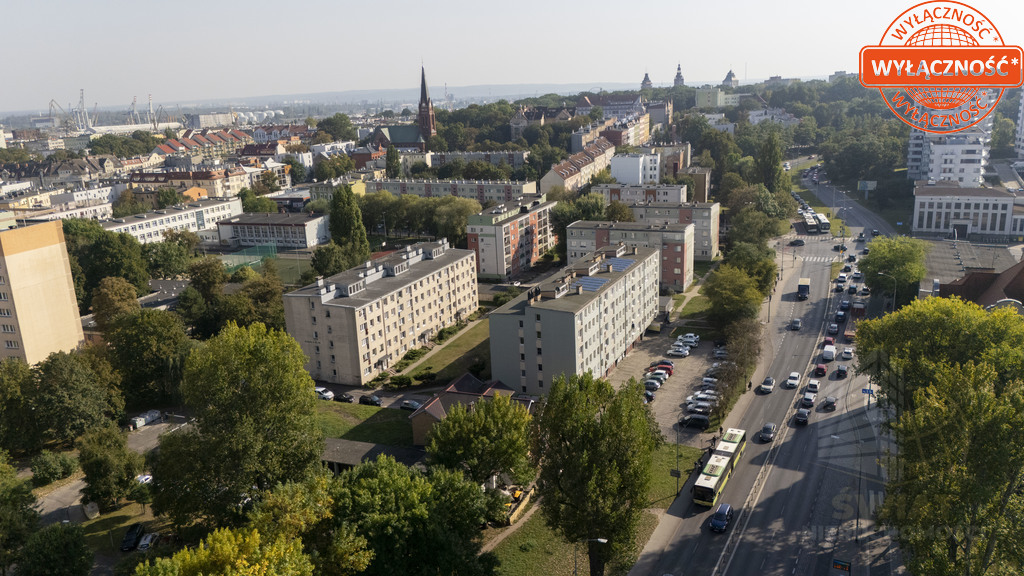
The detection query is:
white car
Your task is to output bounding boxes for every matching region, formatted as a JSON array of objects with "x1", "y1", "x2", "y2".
[
  {"x1": 836, "y1": 273, "x2": 848, "y2": 283},
  {"x1": 137, "y1": 533, "x2": 158, "y2": 552},
  {"x1": 759, "y1": 377, "x2": 776, "y2": 393},
  {"x1": 852, "y1": 271, "x2": 863, "y2": 280},
  {"x1": 807, "y1": 379, "x2": 821, "y2": 393},
  {"x1": 842, "y1": 347, "x2": 854, "y2": 360},
  {"x1": 681, "y1": 333, "x2": 701, "y2": 342},
  {"x1": 667, "y1": 348, "x2": 690, "y2": 357},
  {"x1": 315, "y1": 387, "x2": 335, "y2": 401},
  {"x1": 785, "y1": 372, "x2": 800, "y2": 388},
  {"x1": 677, "y1": 338, "x2": 699, "y2": 348}
]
